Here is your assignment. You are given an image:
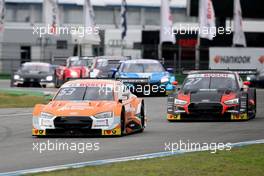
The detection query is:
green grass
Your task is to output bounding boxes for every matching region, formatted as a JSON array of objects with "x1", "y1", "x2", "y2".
[
  {"x1": 0, "y1": 73, "x2": 11, "y2": 80},
  {"x1": 0, "y1": 92, "x2": 48, "y2": 108},
  {"x1": 175, "y1": 74, "x2": 186, "y2": 84},
  {"x1": 29, "y1": 144, "x2": 264, "y2": 176}
]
